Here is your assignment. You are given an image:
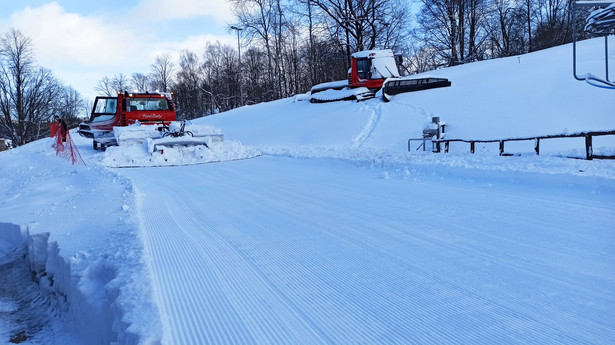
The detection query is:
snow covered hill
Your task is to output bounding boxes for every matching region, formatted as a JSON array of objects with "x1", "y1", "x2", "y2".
[
  {"x1": 0, "y1": 38, "x2": 614, "y2": 345},
  {"x1": 198, "y1": 39, "x2": 613, "y2": 148}
]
